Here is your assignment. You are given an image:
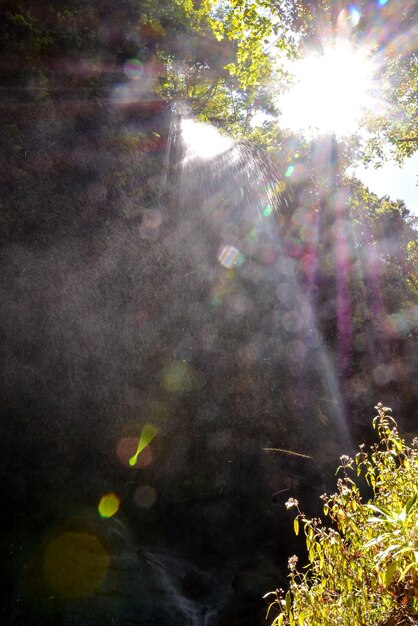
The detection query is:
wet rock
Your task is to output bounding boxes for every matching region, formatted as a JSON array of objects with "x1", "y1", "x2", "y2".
[
  {"x1": 181, "y1": 569, "x2": 213, "y2": 600},
  {"x1": 231, "y1": 558, "x2": 281, "y2": 601}
]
